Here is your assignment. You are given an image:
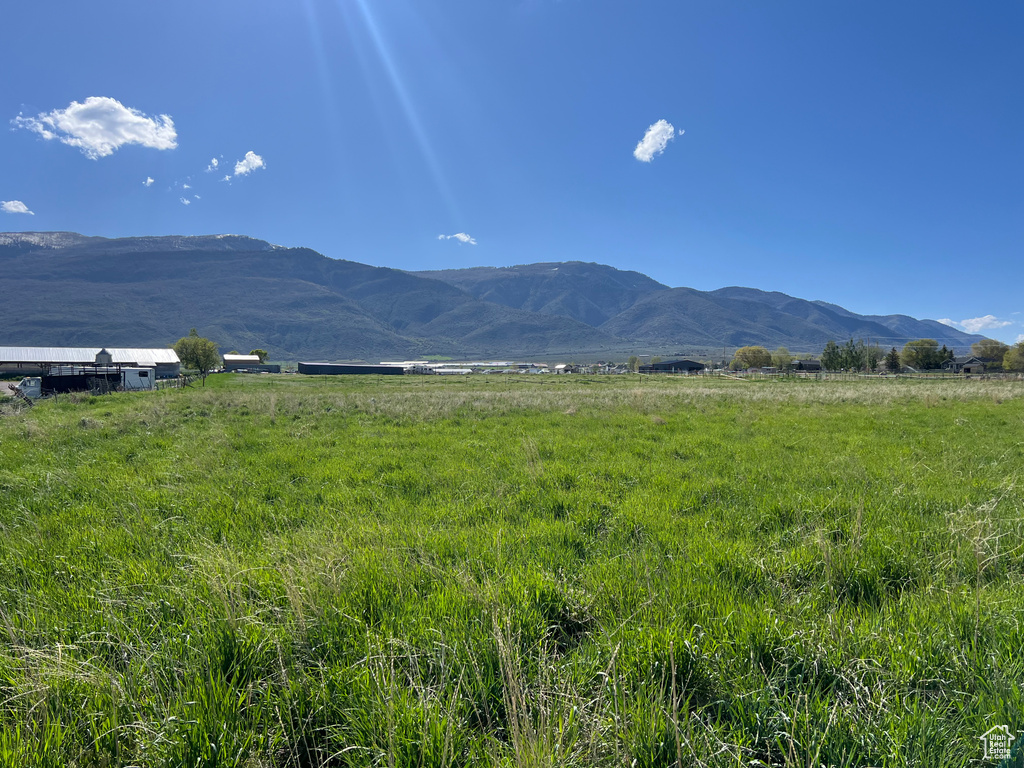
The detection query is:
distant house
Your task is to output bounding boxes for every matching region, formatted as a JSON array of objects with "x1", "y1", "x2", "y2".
[
  {"x1": 639, "y1": 359, "x2": 705, "y2": 374},
  {"x1": 943, "y1": 356, "x2": 985, "y2": 374},
  {"x1": 791, "y1": 359, "x2": 821, "y2": 372}
]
